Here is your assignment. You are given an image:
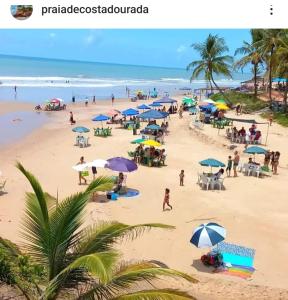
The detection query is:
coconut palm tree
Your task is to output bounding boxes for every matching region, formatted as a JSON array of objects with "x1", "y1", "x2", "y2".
[
  {"x1": 254, "y1": 29, "x2": 284, "y2": 101},
  {"x1": 3, "y1": 163, "x2": 197, "y2": 300},
  {"x1": 274, "y1": 30, "x2": 288, "y2": 112},
  {"x1": 186, "y1": 34, "x2": 233, "y2": 98},
  {"x1": 234, "y1": 40, "x2": 263, "y2": 98}
]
